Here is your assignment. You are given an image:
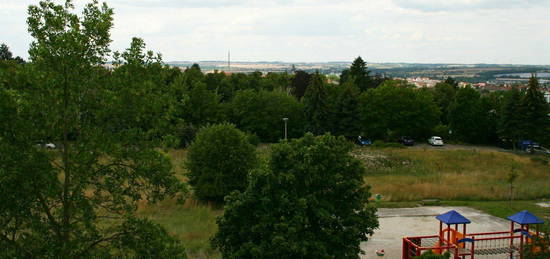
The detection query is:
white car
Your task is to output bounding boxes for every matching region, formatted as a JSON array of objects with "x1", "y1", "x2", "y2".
[
  {"x1": 428, "y1": 136, "x2": 444, "y2": 146},
  {"x1": 45, "y1": 143, "x2": 56, "y2": 149}
]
